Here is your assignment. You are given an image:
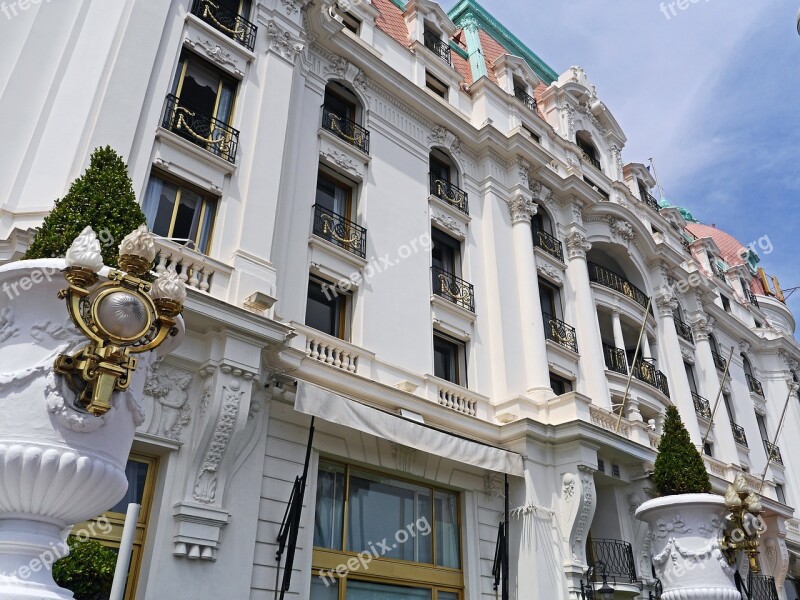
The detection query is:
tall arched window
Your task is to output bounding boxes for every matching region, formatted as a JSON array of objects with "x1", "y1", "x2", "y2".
[
  {"x1": 576, "y1": 130, "x2": 601, "y2": 172},
  {"x1": 429, "y1": 149, "x2": 467, "y2": 214}
]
